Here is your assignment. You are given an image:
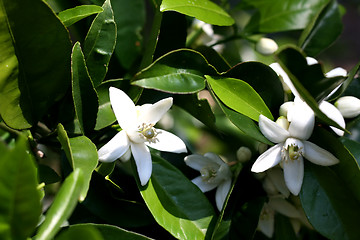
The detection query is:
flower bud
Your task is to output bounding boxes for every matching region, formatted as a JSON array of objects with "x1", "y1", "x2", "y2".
[
  {"x1": 256, "y1": 38, "x2": 278, "y2": 55},
  {"x1": 236, "y1": 146, "x2": 252, "y2": 163},
  {"x1": 276, "y1": 116, "x2": 289, "y2": 130},
  {"x1": 335, "y1": 96, "x2": 360, "y2": 118},
  {"x1": 279, "y1": 101, "x2": 294, "y2": 118}
]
